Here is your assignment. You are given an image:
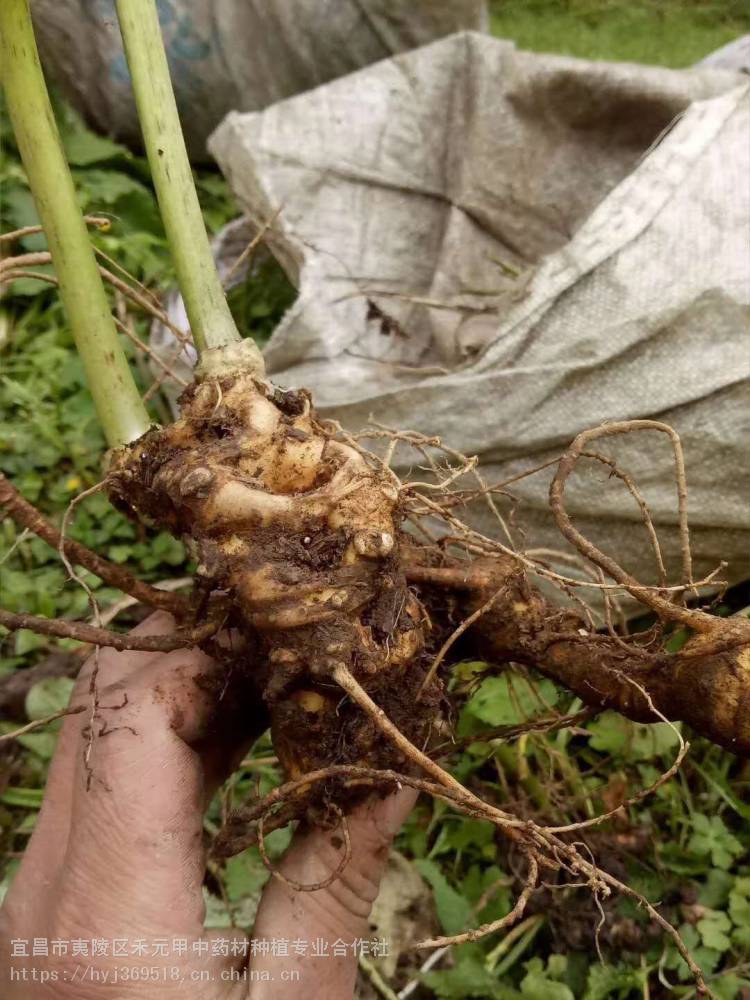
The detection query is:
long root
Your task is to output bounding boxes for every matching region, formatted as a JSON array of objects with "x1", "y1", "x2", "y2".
[{"x1": 409, "y1": 550, "x2": 750, "y2": 754}]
